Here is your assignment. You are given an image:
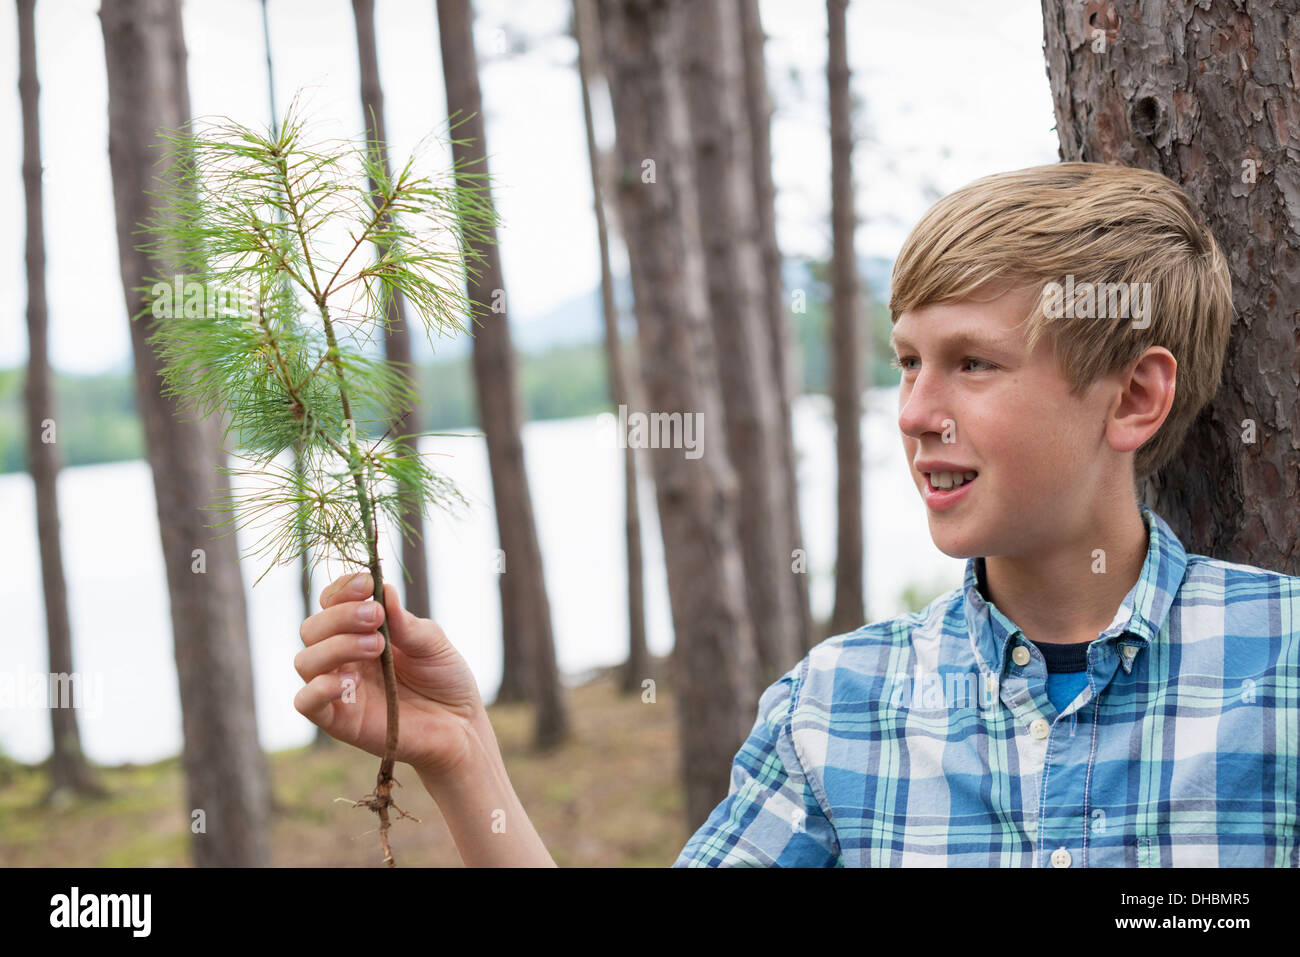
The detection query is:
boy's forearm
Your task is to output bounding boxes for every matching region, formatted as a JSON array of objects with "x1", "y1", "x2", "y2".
[{"x1": 416, "y1": 714, "x2": 557, "y2": 867}]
